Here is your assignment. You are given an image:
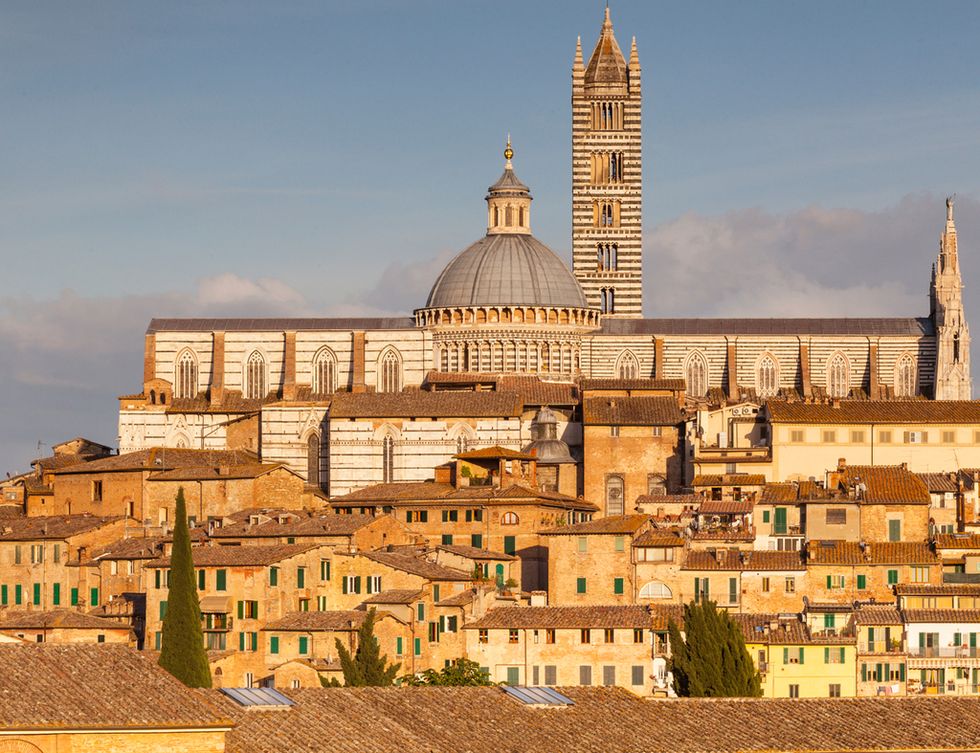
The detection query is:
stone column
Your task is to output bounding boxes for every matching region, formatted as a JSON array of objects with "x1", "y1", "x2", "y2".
[
  {"x1": 352, "y1": 331, "x2": 367, "y2": 393},
  {"x1": 283, "y1": 331, "x2": 297, "y2": 401},
  {"x1": 654, "y1": 336, "x2": 665, "y2": 379},
  {"x1": 210, "y1": 331, "x2": 226, "y2": 406},
  {"x1": 726, "y1": 338, "x2": 738, "y2": 399},
  {"x1": 799, "y1": 339, "x2": 813, "y2": 398}
]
